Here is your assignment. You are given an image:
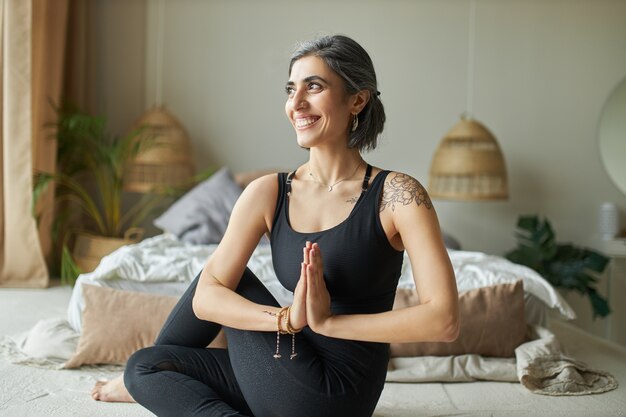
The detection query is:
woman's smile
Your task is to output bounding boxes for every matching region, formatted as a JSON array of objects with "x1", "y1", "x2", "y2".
[{"x1": 295, "y1": 116, "x2": 321, "y2": 129}]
